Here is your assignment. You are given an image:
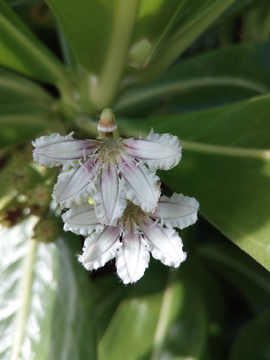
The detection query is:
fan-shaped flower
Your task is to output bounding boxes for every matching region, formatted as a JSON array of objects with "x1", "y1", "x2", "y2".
[
  {"x1": 32, "y1": 115, "x2": 182, "y2": 226},
  {"x1": 62, "y1": 193, "x2": 199, "y2": 284}
]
